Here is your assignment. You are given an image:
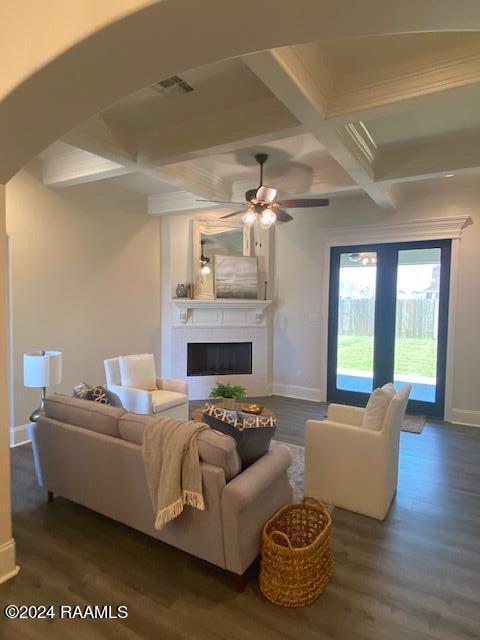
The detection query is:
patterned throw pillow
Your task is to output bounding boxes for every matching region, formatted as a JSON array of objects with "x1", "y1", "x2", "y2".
[
  {"x1": 73, "y1": 383, "x2": 120, "y2": 406},
  {"x1": 89, "y1": 385, "x2": 111, "y2": 404},
  {"x1": 73, "y1": 382, "x2": 92, "y2": 400}
]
